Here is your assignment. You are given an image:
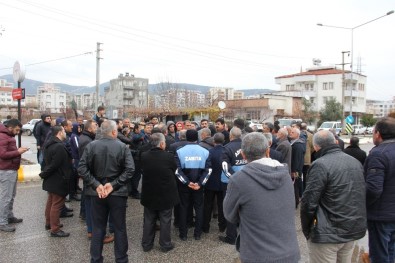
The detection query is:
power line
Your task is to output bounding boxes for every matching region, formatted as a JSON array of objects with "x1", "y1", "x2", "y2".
[
  {"x1": 0, "y1": 52, "x2": 93, "y2": 70},
  {"x1": 15, "y1": 0, "x2": 309, "y2": 60},
  {"x1": 0, "y1": 0, "x2": 310, "y2": 70}
]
